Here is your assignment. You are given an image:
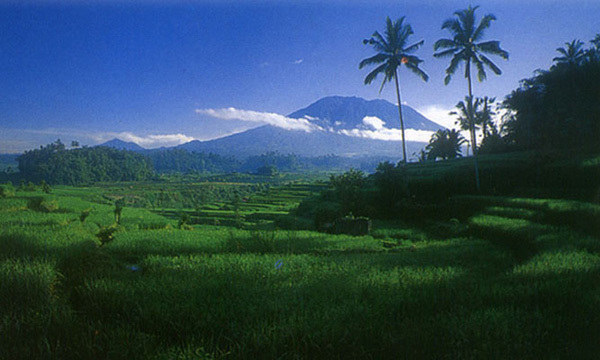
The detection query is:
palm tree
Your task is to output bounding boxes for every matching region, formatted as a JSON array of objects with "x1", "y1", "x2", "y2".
[
  {"x1": 478, "y1": 96, "x2": 496, "y2": 139},
  {"x1": 553, "y1": 39, "x2": 586, "y2": 66},
  {"x1": 449, "y1": 96, "x2": 481, "y2": 156},
  {"x1": 434, "y1": 5, "x2": 508, "y2": 191},
  {"x1": 425, "y1": 129, "x2": 467, "y2": 160},
  {"x1": 360, "y1": 16, "x2": 429, "y2": 166}
]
